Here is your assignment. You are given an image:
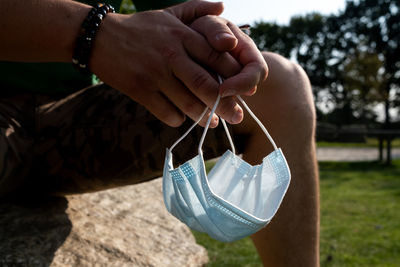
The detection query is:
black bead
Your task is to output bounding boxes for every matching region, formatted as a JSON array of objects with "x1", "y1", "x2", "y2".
[{"x1": 72, "y1": 3, "x2": 114, "y2": 74}]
